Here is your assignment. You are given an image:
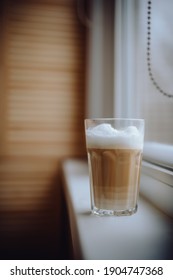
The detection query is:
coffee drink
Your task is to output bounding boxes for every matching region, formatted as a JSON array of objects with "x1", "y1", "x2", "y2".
[
  {"x1": 85, "y1": 120, "x2": 144, "y2": 216},
  {"x1": 87, "y1": 148, "x2": 142, "y2": 211}
]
